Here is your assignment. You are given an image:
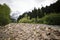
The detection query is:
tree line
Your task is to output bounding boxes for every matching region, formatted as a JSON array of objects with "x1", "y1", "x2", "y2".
[
  {"x1": 0, "y1": 0, "x2": 60, "y2": 26},
  {"x1": 18, "y1": 0, "x2": 60, "y2": 21},
  {"x1": 17, "y1": 0, "x2": 60, "y2": 25}
]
